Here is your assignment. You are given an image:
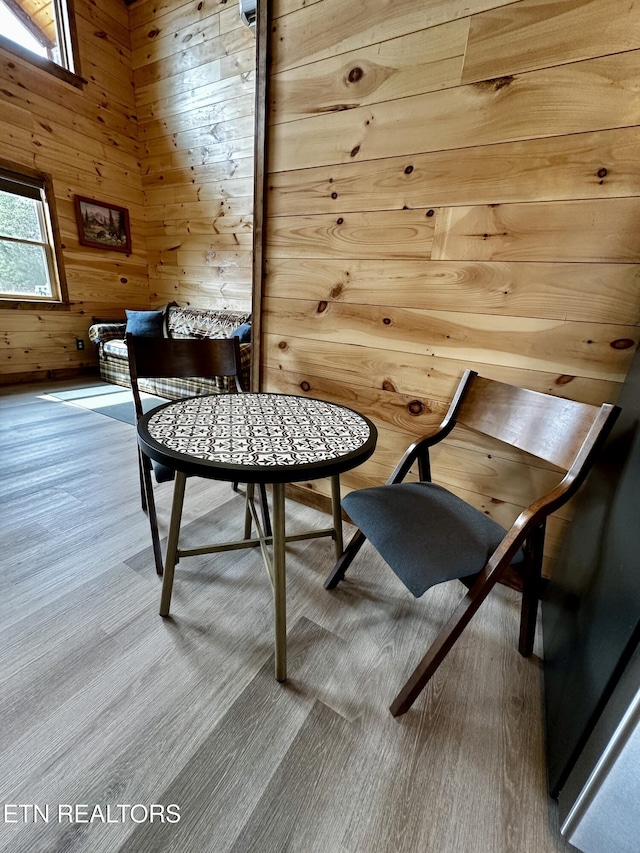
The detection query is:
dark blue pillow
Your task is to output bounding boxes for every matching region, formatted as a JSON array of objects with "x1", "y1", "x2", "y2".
[
  {"x1": 125, "y1": 309, "x2": 164, "y2": 337},
  {"x1": 230, "y1": 322, "x2": 251, "y2": 343}
]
